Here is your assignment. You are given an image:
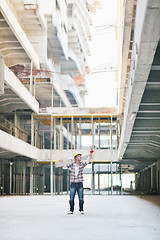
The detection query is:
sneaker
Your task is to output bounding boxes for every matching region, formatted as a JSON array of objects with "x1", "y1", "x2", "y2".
[
  {"x1": 80, "y1": 211, "x2": 84, "y2": 215},
  {"x1": 67, "y1": 211, "x2": 73, "y2": 215}
]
